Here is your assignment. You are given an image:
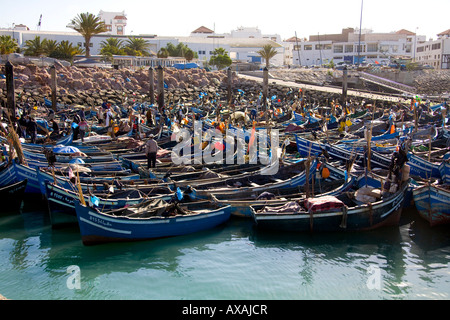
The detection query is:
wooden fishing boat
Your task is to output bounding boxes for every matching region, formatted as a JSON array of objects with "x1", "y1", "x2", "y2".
[
  {"x1": 74, "y1": 197, "x2": 231, "y2": 245},
  {"x1": 412, "y1": 182, "x2": 450, "y2": 227},
  {"x1": 0, "y1": 179, "x2": 28, "y2": 211},
  {"x1": 44, "y1": 181, "x2": 174, "y2": 227},
  {"x1": 251, "y1": 178, "x2": 410, "y2": 232},
  {"x1": 213, "y1": 163, "x2": 356, "y2": 218},
  {"x1": 438, "y1": 159, "x2": 450, "y2": 184}
]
